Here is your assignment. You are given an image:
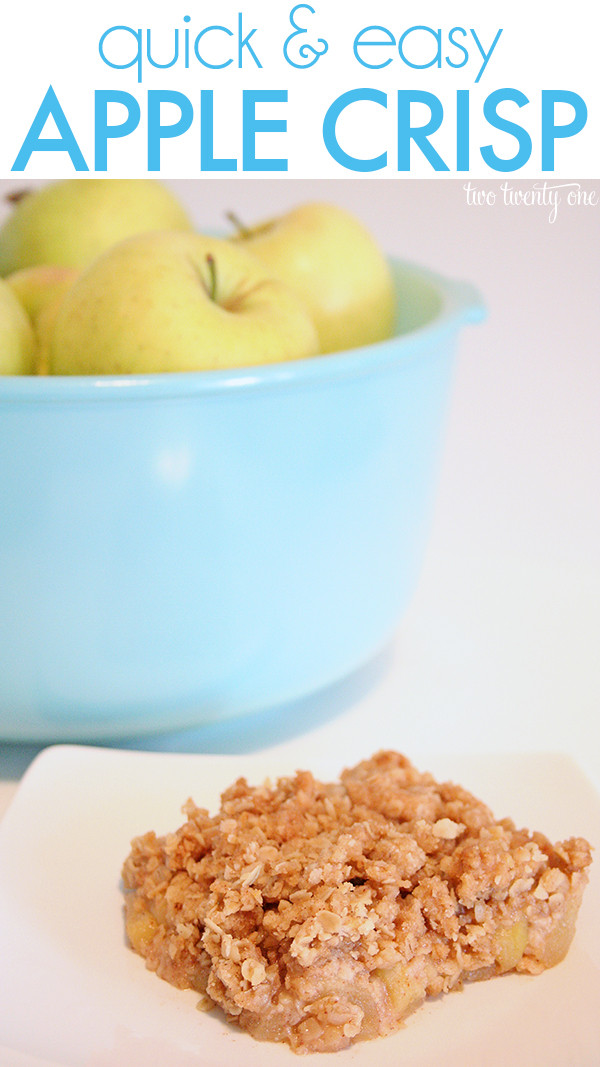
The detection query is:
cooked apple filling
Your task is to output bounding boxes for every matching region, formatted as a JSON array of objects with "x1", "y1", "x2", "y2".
[{"x1": 122, "y1": 751, "x2": 592, "y2": 1054}]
